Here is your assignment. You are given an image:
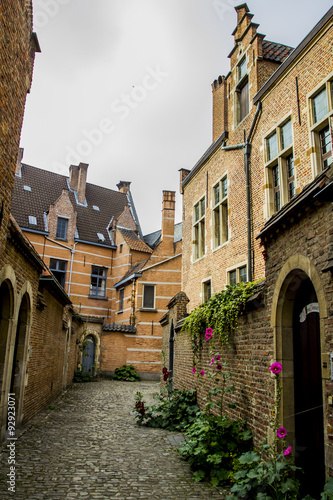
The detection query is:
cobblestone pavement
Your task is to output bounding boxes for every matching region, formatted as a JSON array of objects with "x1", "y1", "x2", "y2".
[{"x1": 0, "y1": 379, "x2": 228, "y2": 499}]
